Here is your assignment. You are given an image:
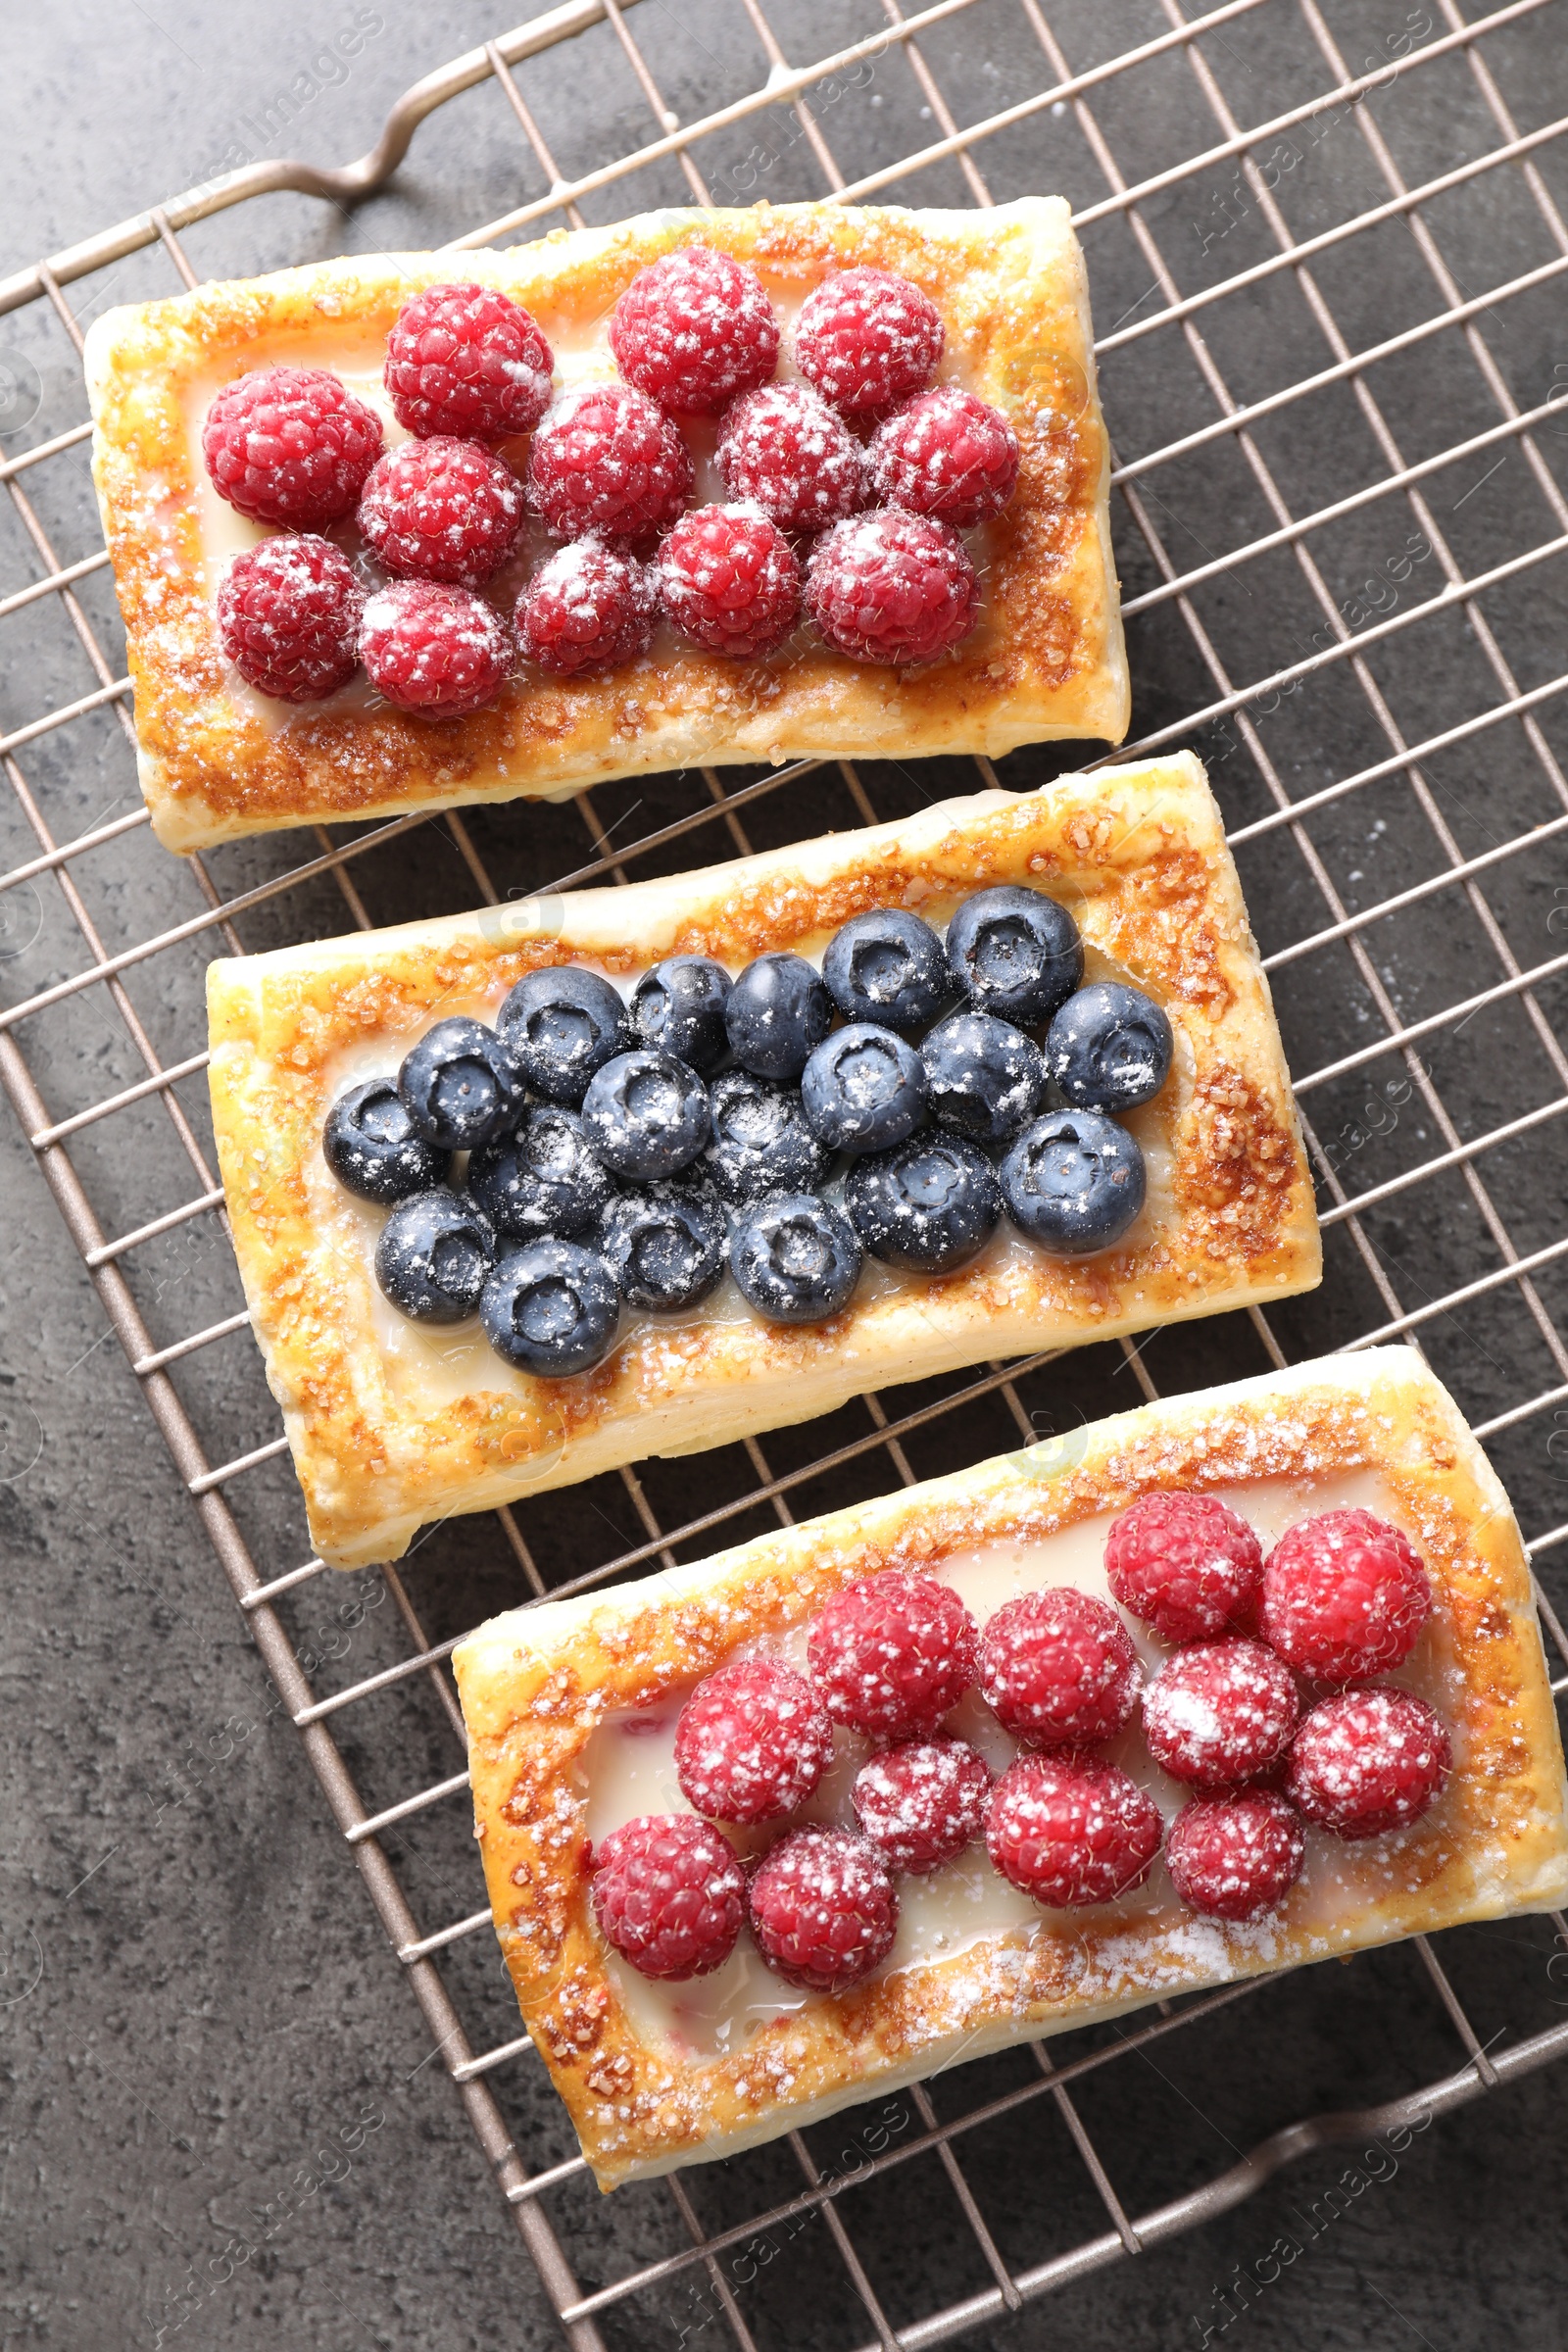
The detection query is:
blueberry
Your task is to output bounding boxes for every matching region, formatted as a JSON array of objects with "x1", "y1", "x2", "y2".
[
  {"x1": 822, "y1": 908, "x2": 948, "y2": 1036},
  {"x1": 397, "y1": 1017, "x2": 524, "y2": 1152},
  {"x1": 801, "y1": 1022, "x2": 927, "y2": 1154},
  {"x1": 946, "y1": 886, "x2": 1082, "y2": 1026},
  {"x1": 374, "y1": 1188, "x2": 496, "y2": 1322},
  {"x1": 323, "y1": 1077, "x2": 448, "y2": 1203},
  {"x1": 599, "y1": 1181, "x2": 728, "y2": 1311},
  {"x1": 730, "y1": 1193, "x2": 862, "y2": 1324},
  {"x1": 845, "y1": 1134, "x2": 1002, "y2": 1274},
  {"x1": 580, "y1": 1050, "x2": 710, "y2": 1179},
  {"x1": 1000, "y1": 1110, "x2": 1146, "y2": 1254},
  {"x1": 498, "y1": 967, "x2": 629, "y2": 1104},
  {"x1": 630, "y1": 956, "x2": 732, "y2": 1072},
  {"x1": 1046, "y1": 982, "x2": 1174, "y2": 1112},
  {"x1": 467, "y1": 1103, "x2": 615, "y2": 1241},
  {"x1": 921, "y1": 1011, "x2": 1048, "y2": 1144},
  {"x1": 480, "y1": 1238, "x2": 620, "y2": 1375},
  {"x1": 699, "y1": 1071, "x2": 832, "y2": 1205},
  {"x1": 725, "y1": 952, "x2": 833, "y2": 1080}
]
